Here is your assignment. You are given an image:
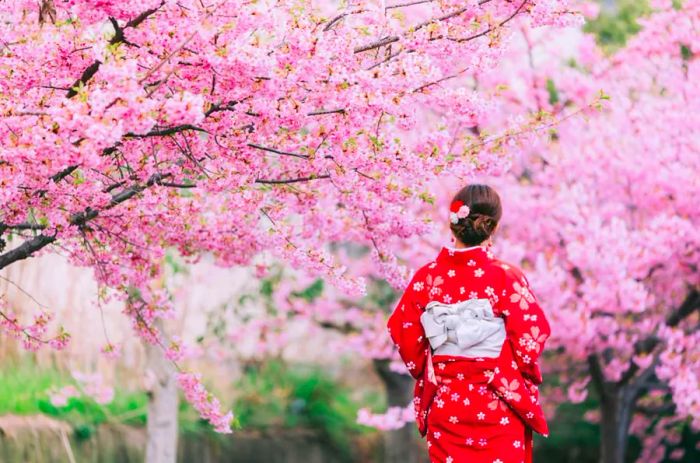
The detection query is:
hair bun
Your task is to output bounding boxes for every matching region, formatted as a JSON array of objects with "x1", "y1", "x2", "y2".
[
  {"x1": 448, "y1": 184, "x2": 502, "y2": 246},
  {"x1": 472, "y1": 214, "x2": 496, "y2": 237}
]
